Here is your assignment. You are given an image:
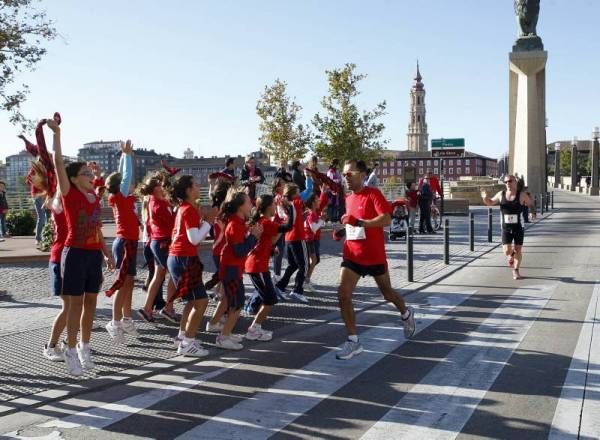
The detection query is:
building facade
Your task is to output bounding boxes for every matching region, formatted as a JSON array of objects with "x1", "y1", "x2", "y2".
[
  {"x1": 5, "y1": 151, "x2": 32, "y2": 191},
  {"x1": 78, "y1": 141, "x2": 120, "y2": 174},
  {"x1": 0, "y1": 160, "x2": 6, "y2": 184},
  {"x1": 407, "y1": 62, "x2": 429, "y2": 153}
]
